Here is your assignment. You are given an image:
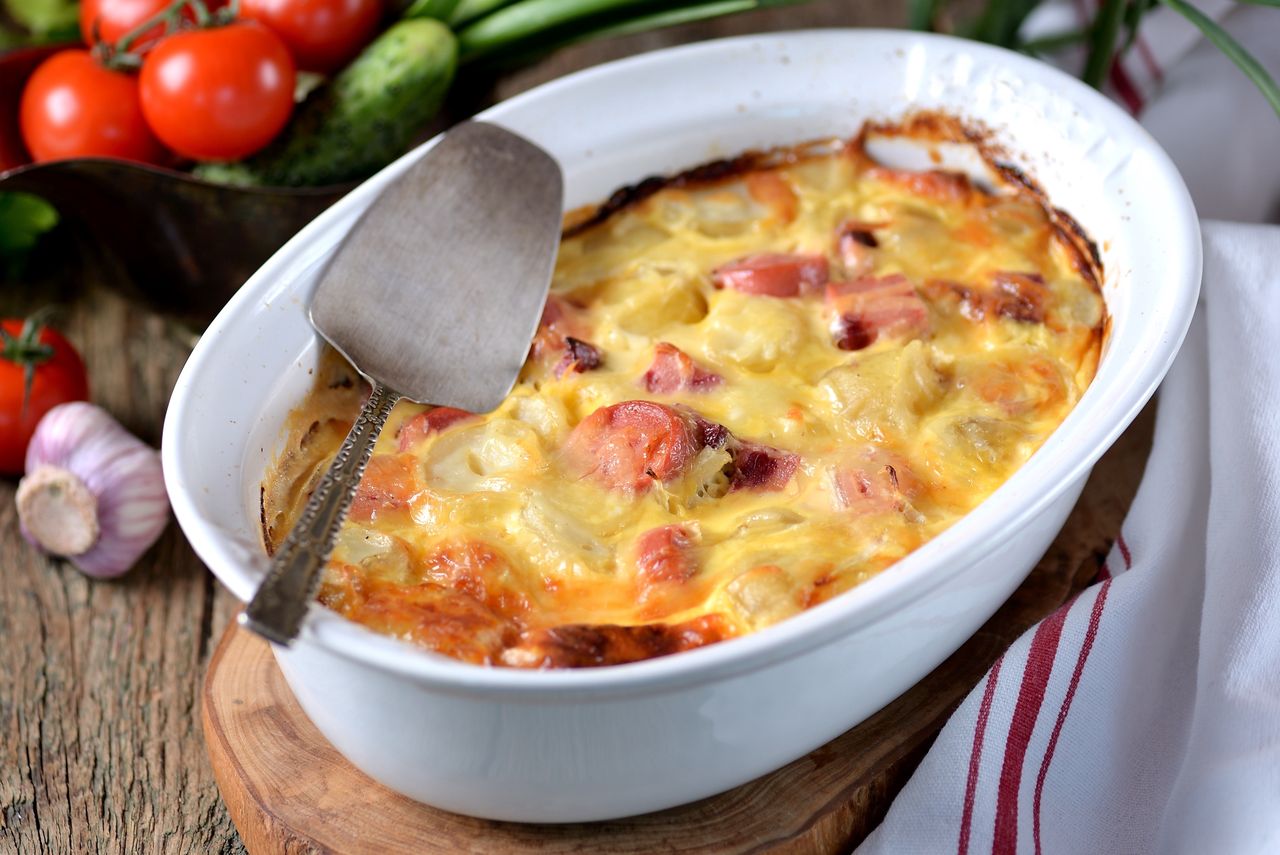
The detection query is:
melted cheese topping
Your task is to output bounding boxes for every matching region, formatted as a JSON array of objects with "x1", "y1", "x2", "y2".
[{"x1": 261, "y1": 135, "x2": 1104, "y2": 668}]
